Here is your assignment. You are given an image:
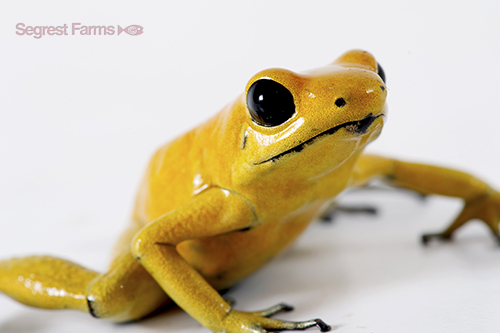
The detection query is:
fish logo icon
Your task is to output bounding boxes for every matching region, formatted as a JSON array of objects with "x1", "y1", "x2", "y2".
[{"x1": 118, "y1": 25, "x2": 143, "y2": 36}]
